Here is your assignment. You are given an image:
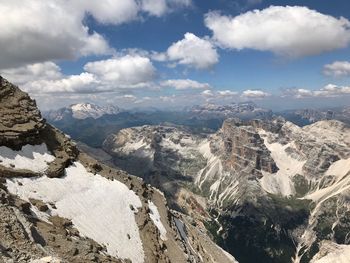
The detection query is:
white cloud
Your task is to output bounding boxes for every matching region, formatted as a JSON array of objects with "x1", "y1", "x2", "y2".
[
  {"x1": 23, "y1": 73, "x2": 100, "y2": 94},
  {"x1": 316, "y1": 84, "x2": 350, "y2": 96},
  {"x1": 160, "y1": 79, "x2": 211, "y2": 90},
  {"x1": 0, "y1": 0, "x2": 192, "y2": 69},
  {"x1": 79, "y1": 0, "x2": 139, "y2": 25},
  {"x1": 205, "y1": 6, "x2": 350, "y2": 57},
  {"x1": 0, "y1": 1, "x2": 113, "y2": 68},
  {"x1": 323, "y1": 61, "x2": 350, "y2": 77},
  {"x1": 217, "y1": 90, "x2": 238, "y2": 96},
  {"x1": 166, "y1": 33, "x2": 219, "y2": 69},
  {"x1": 2, "y1": 55, "x2": 157, "y2": 94},
  {"x1": 141, "y1": 0, "x2": 192, "y2": 16},
  {"x1": 84, "y1": 55, "x2": 156, "y2": 86},
  {"x1": 142, "y1": 0, "x2": 168, "y2": 16},
  {"x1": 1, "y1": 62, "x2": 62, "y2": 85},
  {"x1": 202, "y1": 90, "x2": 214, "y2": 97},
  {"x1": 284, "y1": 84, "x2": 350, "y2": 98},
  {"x1": 242, "y1": 89, "x2": 269, "y2": 98}
]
